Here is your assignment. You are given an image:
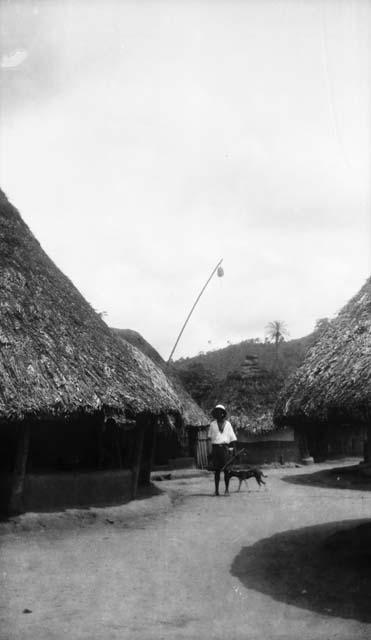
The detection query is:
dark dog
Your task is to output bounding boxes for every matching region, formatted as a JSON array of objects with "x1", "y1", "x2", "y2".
[{"x1": 224, "y1": 467, "x2": 267, "y2": 493}]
